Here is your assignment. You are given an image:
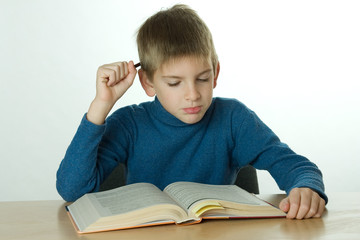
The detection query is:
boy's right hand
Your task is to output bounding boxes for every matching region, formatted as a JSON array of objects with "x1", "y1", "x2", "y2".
[
  {"x1": 96, "y1": 61, "x2": 137, "y2": 104},
  {"x1": 87, "y1": 61, "x2": 137, "y2": 125}
]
